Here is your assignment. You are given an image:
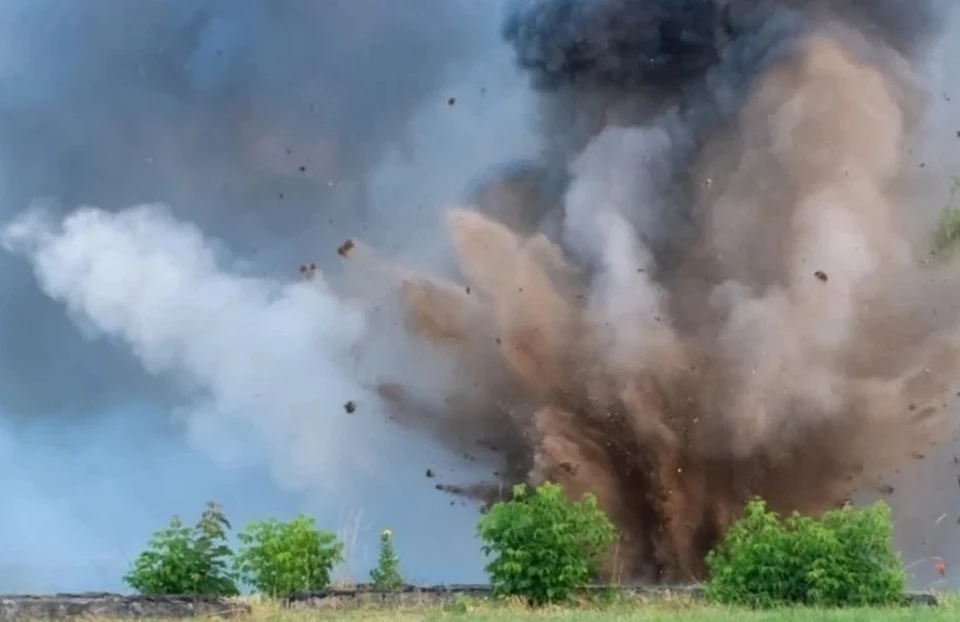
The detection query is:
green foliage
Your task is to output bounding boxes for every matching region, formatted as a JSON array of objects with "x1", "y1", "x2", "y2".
[
  {"x1": 933, "y1": 176, "x2": 960, "y2": 255},
  {"x1": 370, "y1": 528, "x2": 404, "y2": 590},
  {"x1": 592, "y1": 585, "x2": 621, "y2": 607},
  {"x1": 705, "y1": 498, "x2": 906, "y2": 608},
  {"x1": 476, "y1": 482, "x2": 616, "y2": 605},
  {"x1": 445, "y1": 594, "x2": 471, "y2": 615},
  {"x1": 234, "y1": 515, "x2": 344, "y2": 598},
  {"x1": 124, "y1": 501, "x2": 238, "y2": 596}
]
